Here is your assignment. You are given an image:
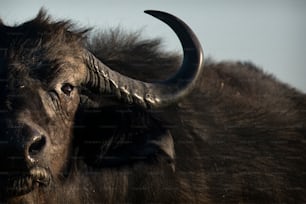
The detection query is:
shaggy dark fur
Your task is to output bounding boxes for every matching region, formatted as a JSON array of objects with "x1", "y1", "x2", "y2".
[
  {"x1": 87, "y1": 31, "x2": 306, "y2": 203},
  {"x1": 0, "y1": 10, "x2": 305, "y2": 203}
]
